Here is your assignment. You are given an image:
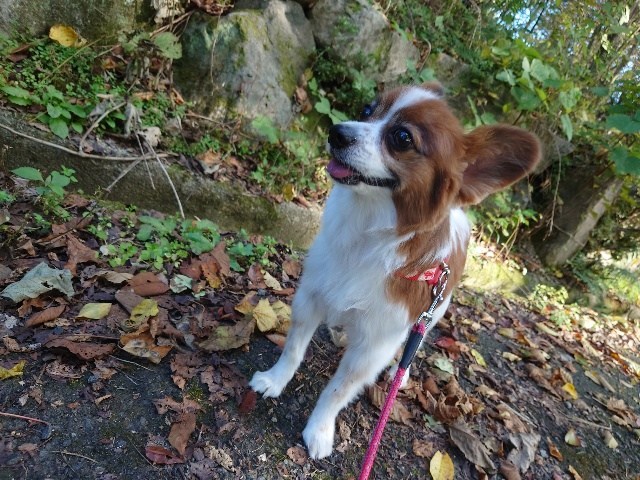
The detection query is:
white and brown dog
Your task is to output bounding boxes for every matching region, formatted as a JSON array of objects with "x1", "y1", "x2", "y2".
[{"x1": 250, "y1": 83, "x2": 541, "y2": 459}]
